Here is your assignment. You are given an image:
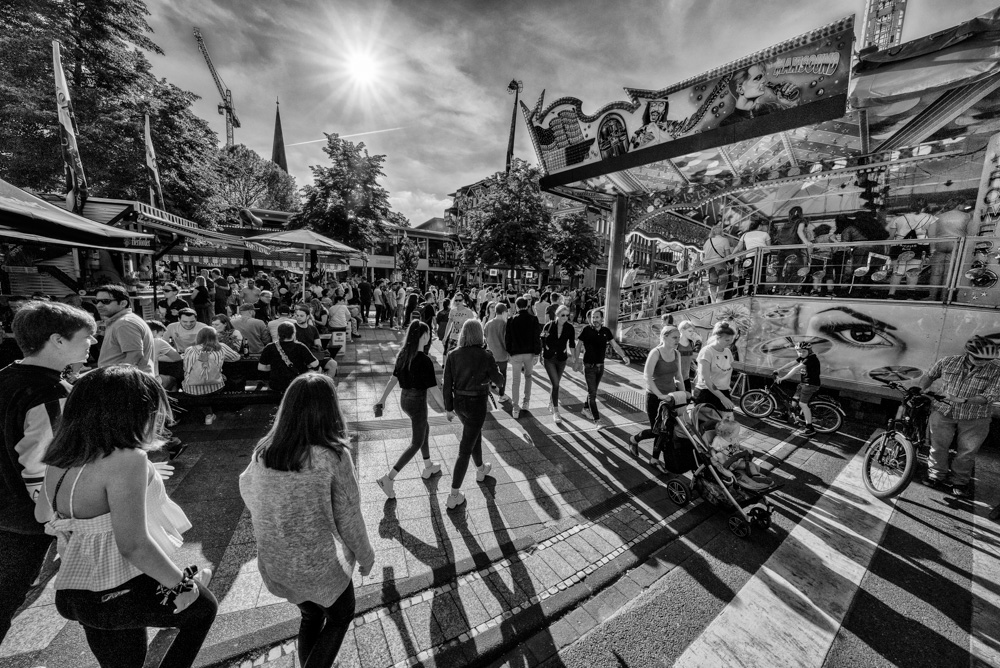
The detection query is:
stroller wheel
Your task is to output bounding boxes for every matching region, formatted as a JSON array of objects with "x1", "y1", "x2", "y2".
[
  {"x1": 666, "y1": 479, "x2": 691, "y2": 507},
  {"x1": 748, "y1": 506, "x2": 771, "y2": 530},
  {"x1": 728, "y1": 514, "x2": 752, "y2": 539}
]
